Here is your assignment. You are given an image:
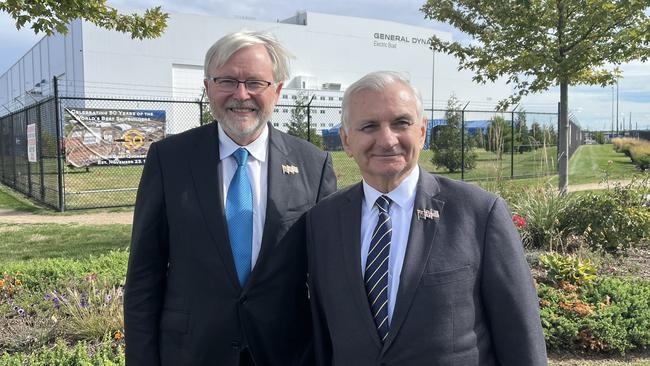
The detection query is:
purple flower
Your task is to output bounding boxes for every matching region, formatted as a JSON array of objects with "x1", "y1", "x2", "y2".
[
  {"x1": 52, "y1": 297, "x2": 60, "y2": 309},
  {"x1": 80, "y1": 292, "x2": 88, "y2": 308},
  {"x1": 105, "y1": 294, "x2": 112, "y2": 303}
]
